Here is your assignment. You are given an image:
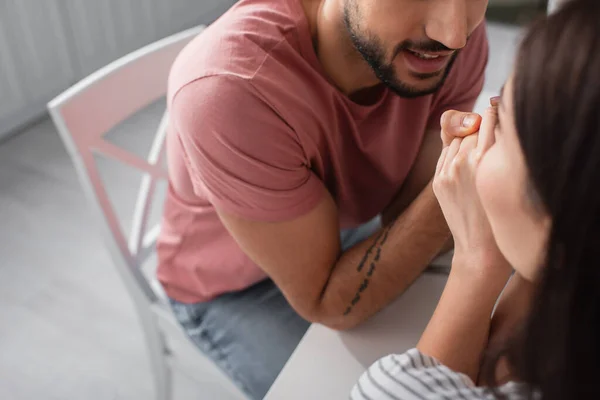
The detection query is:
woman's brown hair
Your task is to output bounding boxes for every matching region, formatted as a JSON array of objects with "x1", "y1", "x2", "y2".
[{"x1": 485, "y1": 0, "x2": 600, "y2": 398}]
